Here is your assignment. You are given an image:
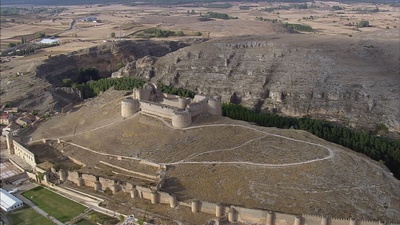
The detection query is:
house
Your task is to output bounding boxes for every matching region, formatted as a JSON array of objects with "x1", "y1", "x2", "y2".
[
  {"x1": 15, "y1": 117, "x2": 32, "y2": 127},
  {"x1": 0, "y1": 188, "x2": 24, "y2": 212},
  {"x1": 2, "y1": 124, "x2": 20, "y2": 136},
  {"x1": 4, "y1": 107, "x2": 18, "y2": 113},
  {"x1": 0, "y1": 113, "x2": 12, "y2": 125}
]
